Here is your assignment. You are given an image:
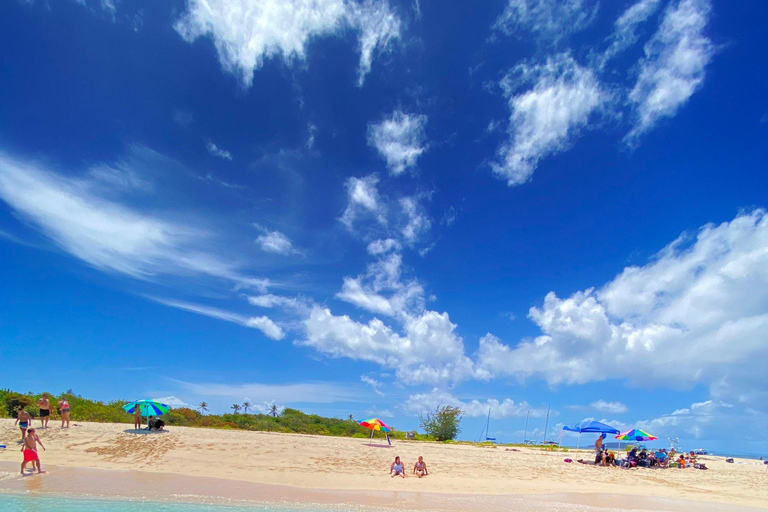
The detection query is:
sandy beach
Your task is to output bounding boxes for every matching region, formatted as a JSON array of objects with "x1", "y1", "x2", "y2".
[{"x1": 0, "y1": 419, "x2": 766, "y2": 510}]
